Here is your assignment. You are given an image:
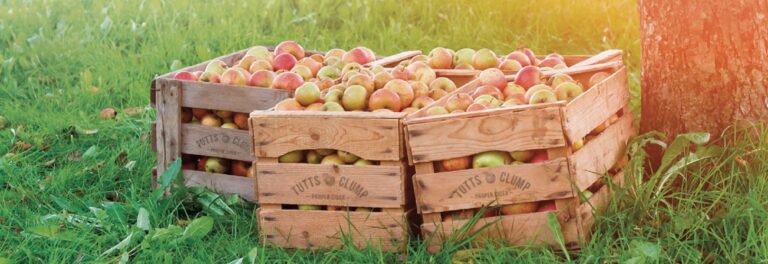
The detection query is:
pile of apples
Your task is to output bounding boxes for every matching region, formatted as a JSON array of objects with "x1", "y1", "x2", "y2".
[
  {"x1": 278, "y1": 148, "x2": 378, "y2": 212},
  {"x1": 423, "y1": 66, "x2": 587, "y2": 116},
  {"x1": 174, "y1": 40, "x2": 378, "y2": 91},
  {"x1": 181, "y1": 155, "x2": 252, "y2": 177},
  {"x1": 273, "y1": 59, "x2": 458, "y2": 113},
  {"x1": 412, "y1": 47, "x2": 568, "y2": 72},
  {"x1": 181, "y1": 108, "x2": 249, "y2": 130}
]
